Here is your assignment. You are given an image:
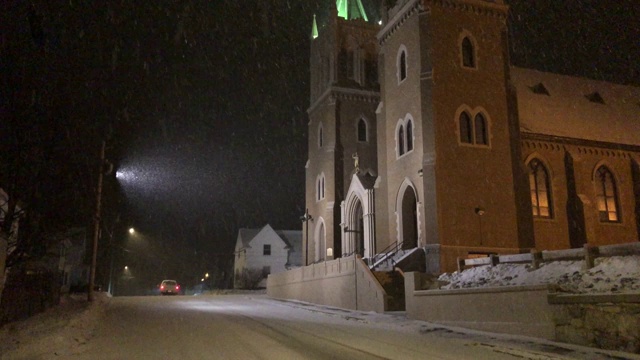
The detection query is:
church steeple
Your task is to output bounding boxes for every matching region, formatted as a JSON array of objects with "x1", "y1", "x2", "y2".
[
  {"x1": 336, "y1": 0, "x2": 369, "y2": 21},
  {"x1": 311, "y1": 14, "x2": 319, "y2": 39}
]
